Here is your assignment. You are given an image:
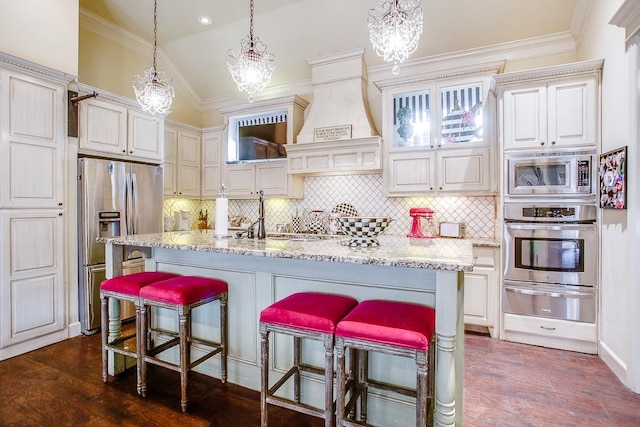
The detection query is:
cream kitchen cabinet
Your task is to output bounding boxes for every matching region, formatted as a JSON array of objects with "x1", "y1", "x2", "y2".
[
  {"x1": 225, "y1": 160, "x2": 303, "y2": 199},
  {"x1": 464, "y1": 246, "x2": 499, "y2": 337},
  {"x1": 163, "y1": 123, "x2": 201, "y2": 198},
  {"x1": 0, "y1": 210, "x2": 66, "y2": 354},
  {"x1": 376, "y1": 64, "x2": 502, "y2": 197},
  {"x1": 79, "y1": 97, "x2": 163, "y2": 163},
  {"x1": 496, "y1": 60, "x2": 603, "y2": 151},
  {"x1": 387, "y1": 147, "x2": 490, "y2": 194},
  {"x1": 0, "y1": 69, "x2": 66, "y2": 209},
  {"x1": 201, "y1": 127, "x2": 224, "y2": 198},
  {"x1": 0, "y1": 57, "x2": 68, "y2": 360}
]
